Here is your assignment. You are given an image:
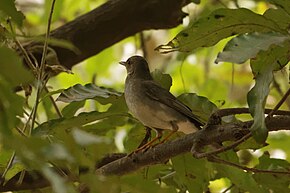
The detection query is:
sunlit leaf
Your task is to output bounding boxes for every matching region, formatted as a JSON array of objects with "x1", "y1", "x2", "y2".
[
  {"x1": 247, "y1": 43, "x2": 290, "y2": 143},
  {"x1": 215, "y1": 32, "x2": 289, "y2": 64},
  {"x1": 0, "y1": 0, "x2": 25, "y2": 26},
  {"x1": 4, "y1": 162, "x2": 25, "y2": 182},
  {"x1": 57, "y1": 83, "x2": 122, "y2": 103},
  {"x1": 155, "y1": 8, "x2": 283, "y2": 53}
]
